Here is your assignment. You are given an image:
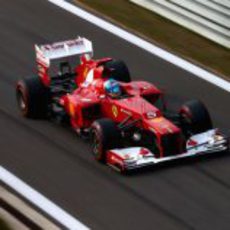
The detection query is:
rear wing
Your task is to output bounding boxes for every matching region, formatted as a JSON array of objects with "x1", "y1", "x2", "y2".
[
  {"x1": 35, "y1": 37, "x2": 93, "y2": 67},
  {"x1": 35, "y1": 37, "x2": 93, "y2": 86}
]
